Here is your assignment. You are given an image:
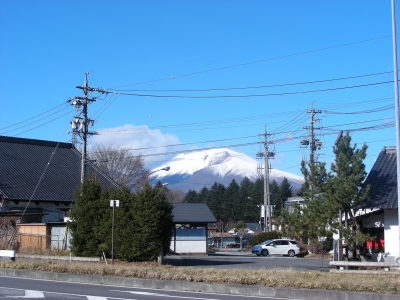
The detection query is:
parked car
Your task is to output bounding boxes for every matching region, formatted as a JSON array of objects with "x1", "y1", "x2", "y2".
[
  {"x1": 226, "y1": 243, "x2": 241, "y2": 248},
  {"x1": 251, "y1": 239, "x2": 299, "y2": 257}
]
